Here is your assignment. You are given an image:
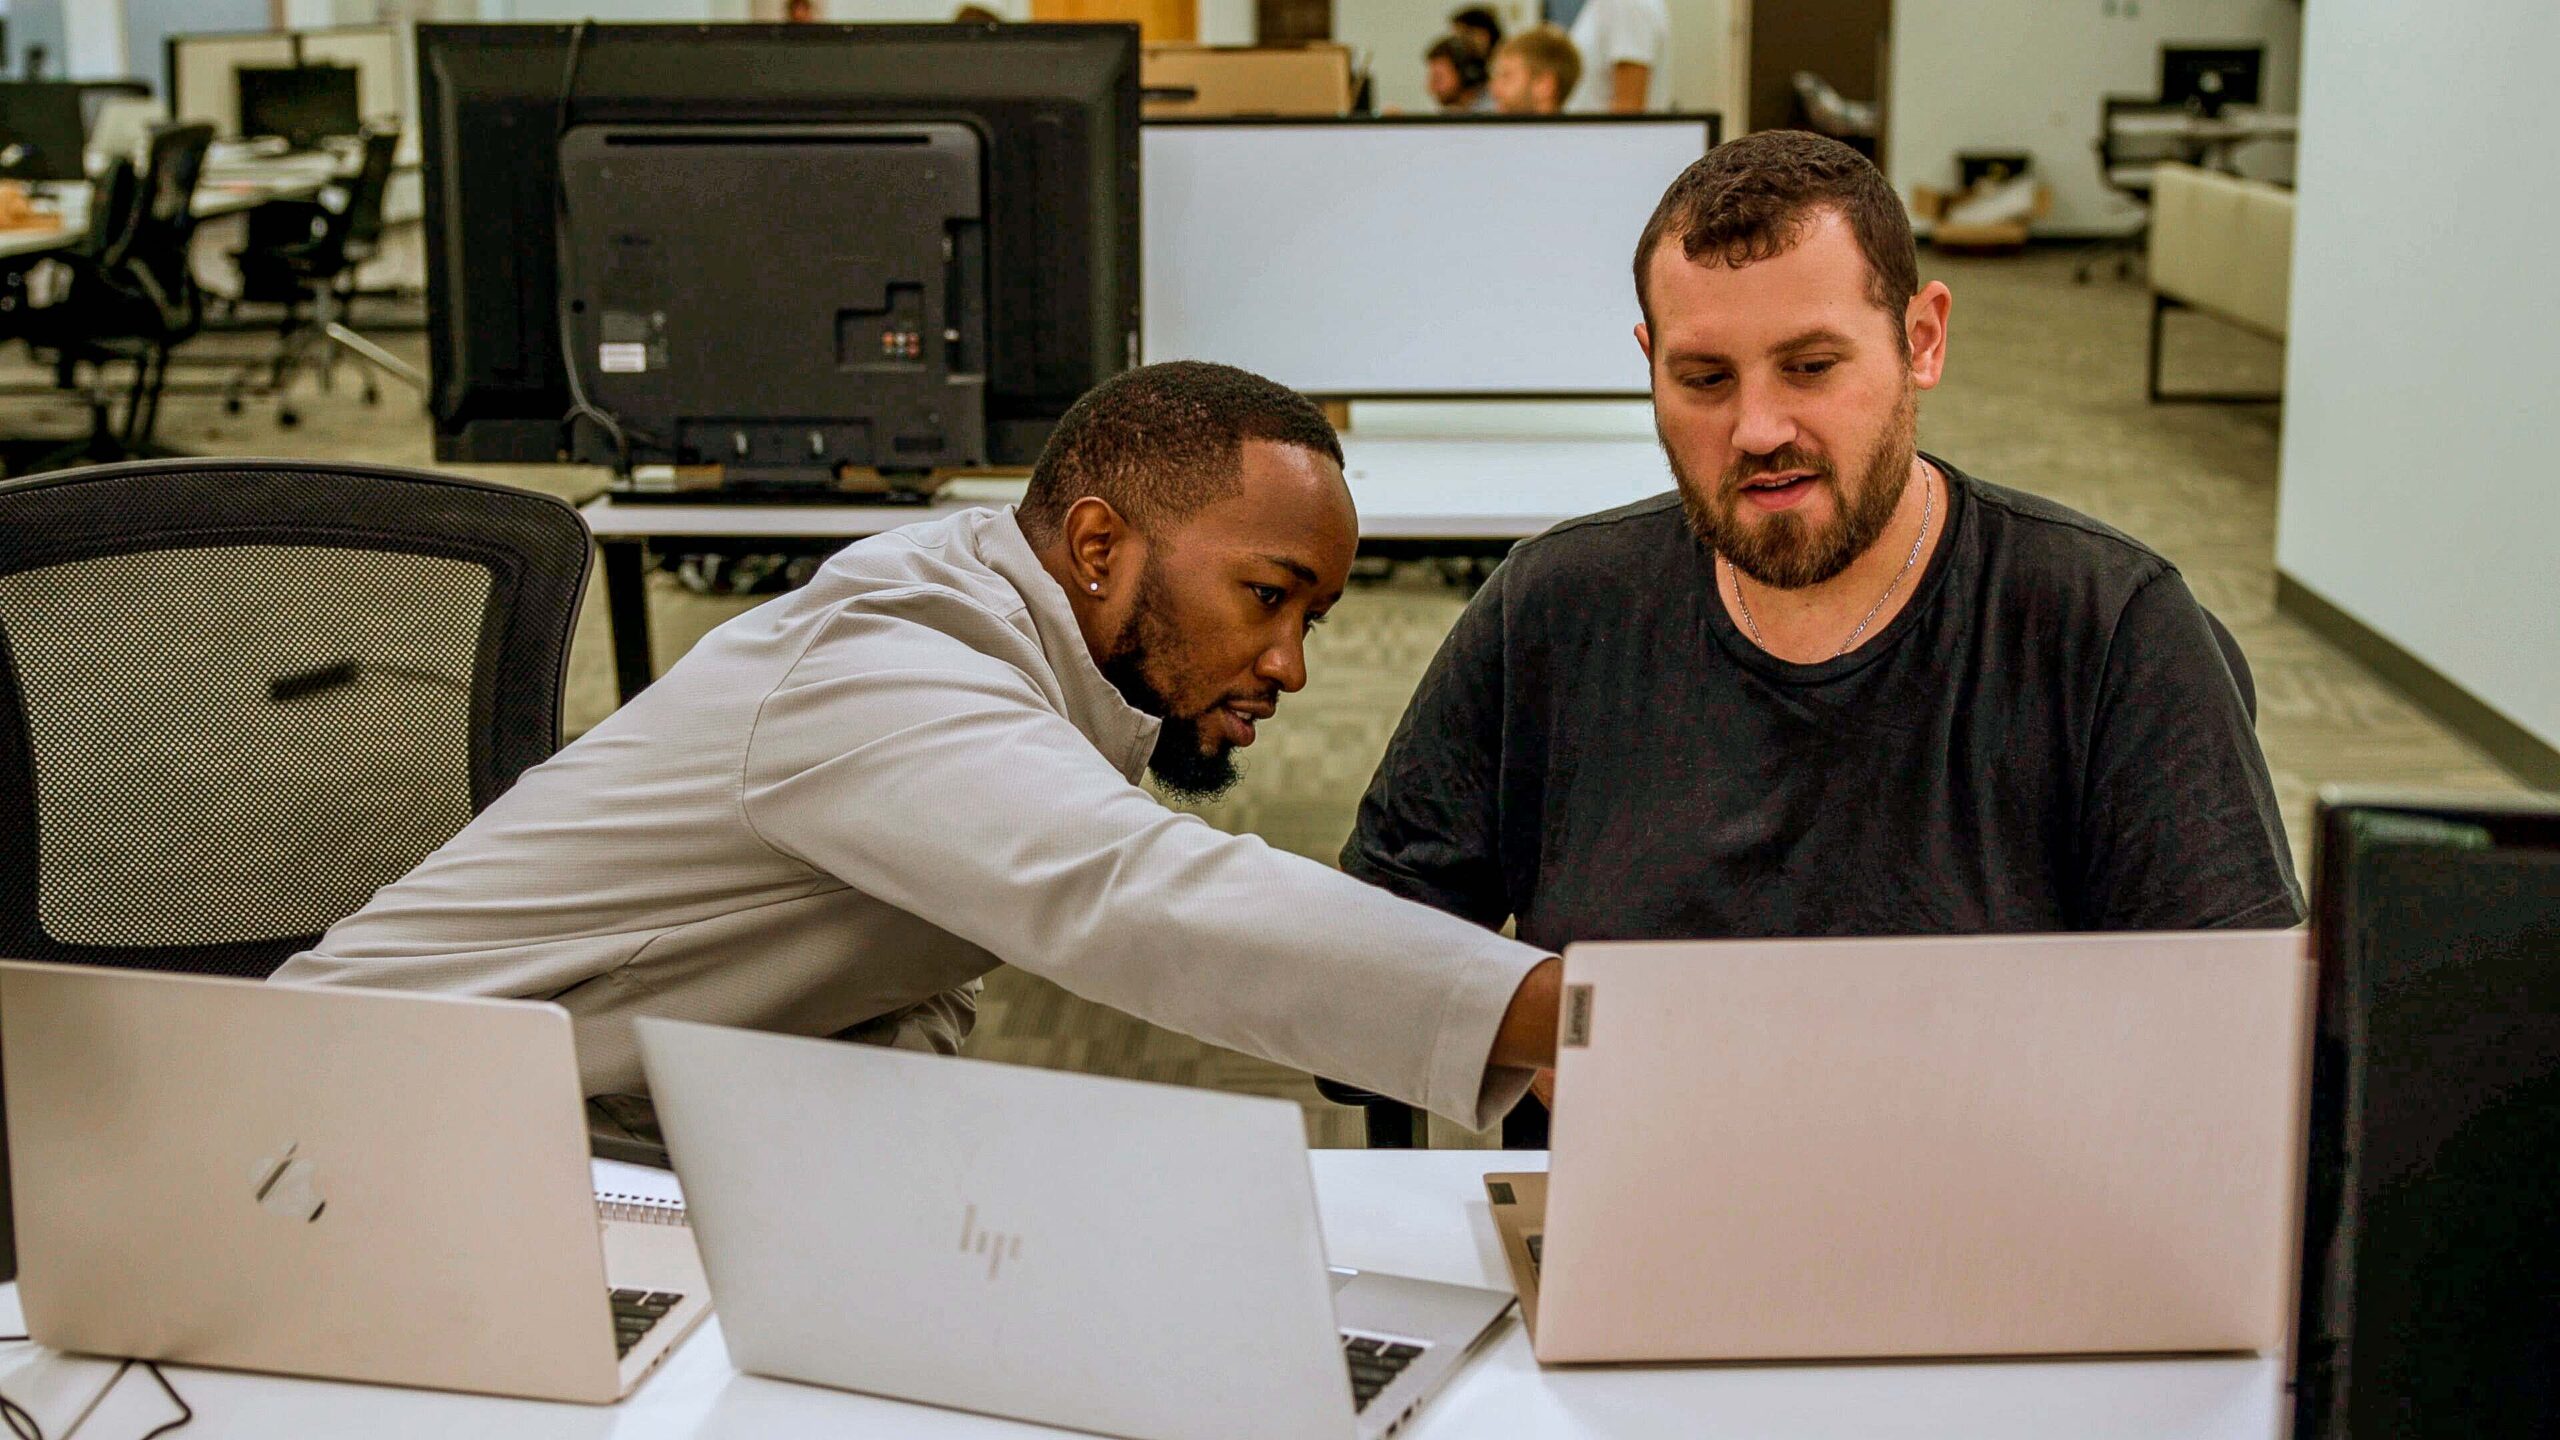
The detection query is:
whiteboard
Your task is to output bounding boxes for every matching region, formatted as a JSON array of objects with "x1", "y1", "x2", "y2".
[{"x1": 1141, "y1": 118, "x2": 1717, "y2": 397}]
